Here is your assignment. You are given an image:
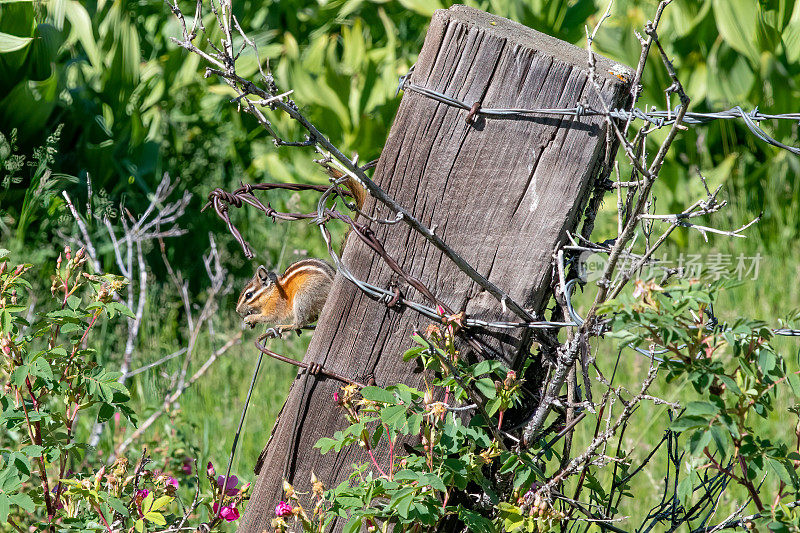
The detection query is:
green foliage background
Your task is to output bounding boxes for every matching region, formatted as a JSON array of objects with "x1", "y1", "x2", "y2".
[{"x1": 1, "y1": 0, "x2": 799, "y2": 527}]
